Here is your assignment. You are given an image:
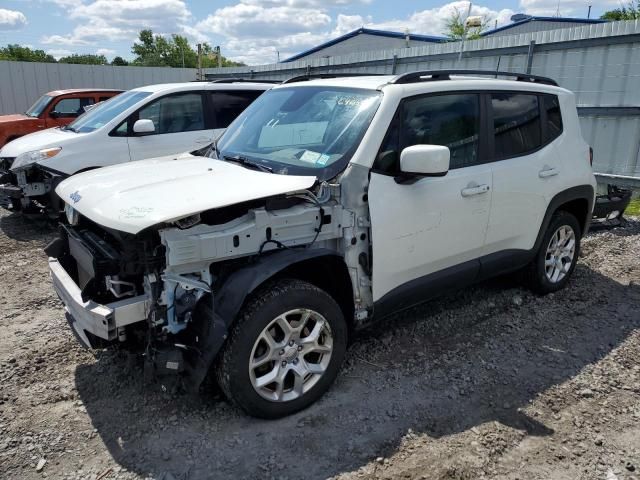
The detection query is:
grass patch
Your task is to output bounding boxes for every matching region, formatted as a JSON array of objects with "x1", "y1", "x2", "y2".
[{"x1": 626, "y1": 198, "x2": 640, "y2": 216}]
